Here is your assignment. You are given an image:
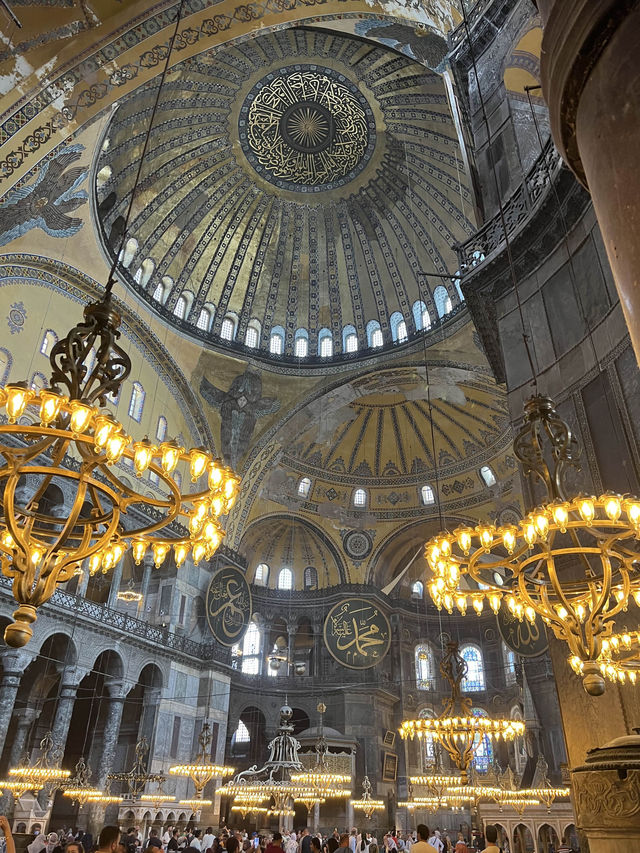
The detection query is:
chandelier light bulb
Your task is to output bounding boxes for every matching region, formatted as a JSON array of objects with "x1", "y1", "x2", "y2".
[
  {"x1": 160, "y1": 439, "x2": 183, "y2": 474},
  {"x1": 39, "y1": 389, "x2": 67, "y2": 426},
  {"x1": 69, "y1": 401, "x2": 94, "y2": 434},
  {"x1": 190, "y1": 447, "x2": 210, "y2": 482},
  {"x1": 133, "y1": 437, "x2": 156, "y2": 476}
]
